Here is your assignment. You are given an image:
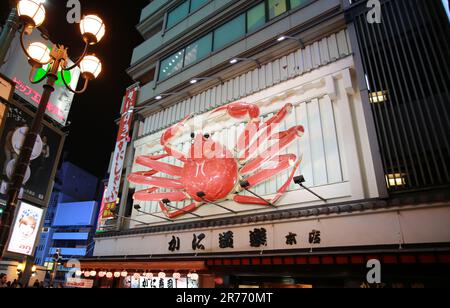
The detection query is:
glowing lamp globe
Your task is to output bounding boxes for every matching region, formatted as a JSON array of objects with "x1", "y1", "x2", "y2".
[
  {"x1": 79, "y1": 55, "x2": 102, "y2": 79},
  {"x1": 121, "y1": 271, "x2": 128, "y2": 278},
  {"x1": 133, "y1": 273, "x2": 141, "y2": 280},
  {"x1": 158, "y1": 272, "x2": 166, "y2": 279},
  {"x1": 145, "y1": 273, "x2": 154, "y2": 279},
  {"x1": 80, "y1": 15, "x2": 105, "y2": 45},
  {"x1": 114, "y1": 272, "x2": 121, "y2": 278},
  {"x1": 98, "y1": 271, "x2": 106, "y2": 278},
  {"x1": 90, "y1": 271, "x2": 97, "y2": 277},
  {"x1": 17, "y1": 0, "x2": 46, "y2": 28},
  {"x1": 75, "y1": 270, "x2": 82, "y2": 277},
  {"x1": 106, "y1": 272, "x2": 113, "y2": 279},
  {"x1": 190, "y1": 273, "x2": 199, "y2": 281},
  {"x1": 27, "y1": 42, "x2": 51, "y2": 64},
  {"x1": 84, "y1": 271, "x2": 90, "y2": 278},
  {"x1": 172, "y1": 272, "x2": 181, "y2": 280}
]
